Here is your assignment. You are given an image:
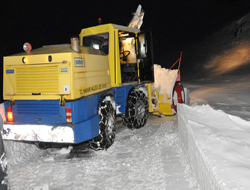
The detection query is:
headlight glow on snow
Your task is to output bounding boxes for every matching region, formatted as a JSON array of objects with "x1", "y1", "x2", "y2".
[{"x1": 205, "y1": 43, "x2": 250, "y2": 75}]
